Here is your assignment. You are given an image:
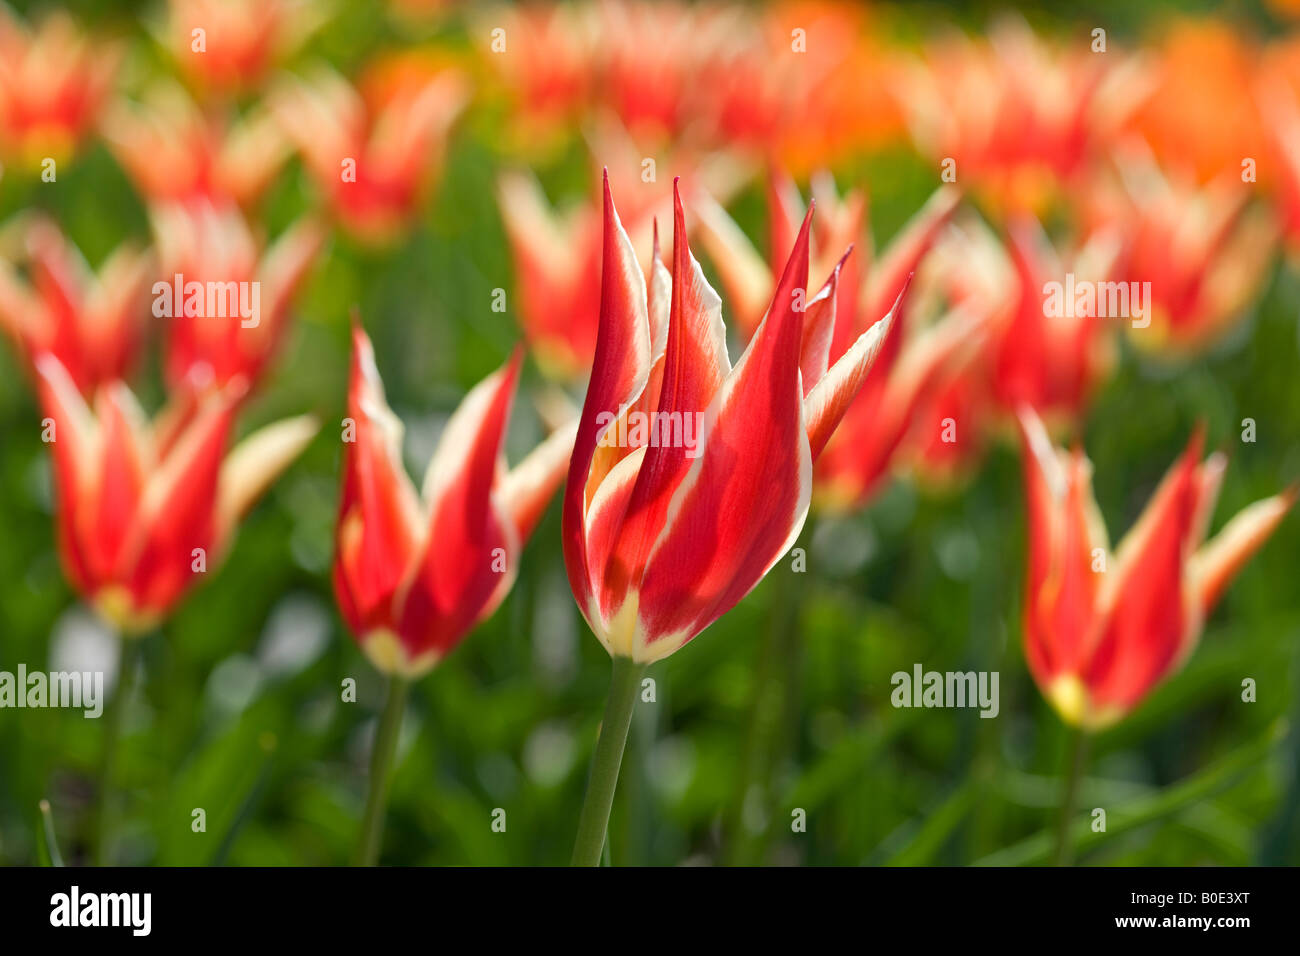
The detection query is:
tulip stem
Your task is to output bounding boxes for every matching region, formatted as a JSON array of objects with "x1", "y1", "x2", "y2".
[
  {"x1": 95, "y1": 636, "x2": 142, "y2": 866},
  {"x1": 356, "y1": 676, "x2": 410, "y2": 867},
  {"x1": 1053, "y1": 727, "x2": 1090, "y2": 866},
  {"x1": 571, "y1": 655, "x2": 645, "y2": 866}
]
